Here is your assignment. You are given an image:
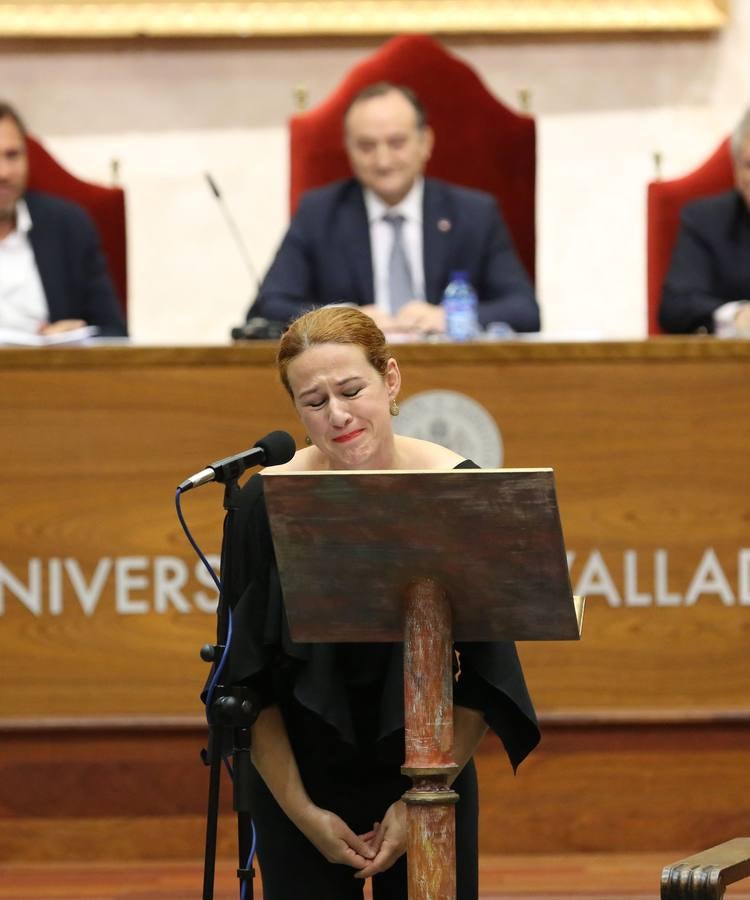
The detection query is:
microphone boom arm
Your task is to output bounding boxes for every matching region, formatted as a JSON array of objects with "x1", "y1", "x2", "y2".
[
  {"x1": 179, "y1": 448, "x2": 264, "y2": 493},
  {"x1": 178, "y1": 431, "x2": 296, "y2": 493}
]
